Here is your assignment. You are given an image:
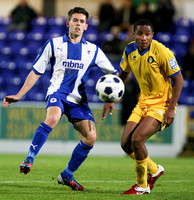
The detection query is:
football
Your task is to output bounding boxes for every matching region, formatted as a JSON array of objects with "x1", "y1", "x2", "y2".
[{"x1": 95, "y1": 74, "x2": 125, "y2": 102}]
